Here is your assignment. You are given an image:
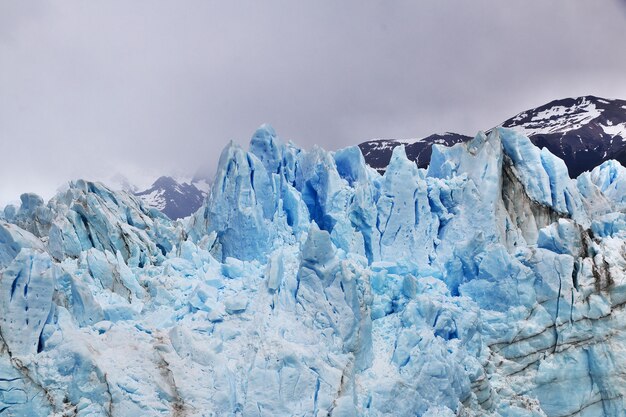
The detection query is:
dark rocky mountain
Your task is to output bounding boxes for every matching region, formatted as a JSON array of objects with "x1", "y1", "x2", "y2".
[
  {"x1": 501, "y1": 96, "x2": 626, "y2": 177},
  {"x1": 134, "y1": 176, "x2": 208, "y2": 220},
  {"x1": 360, "y1": 96, "x2": 626, "y2": 177},
  {"x1": 358, "y1": 133, "x2": 471, "y2": 174}
]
